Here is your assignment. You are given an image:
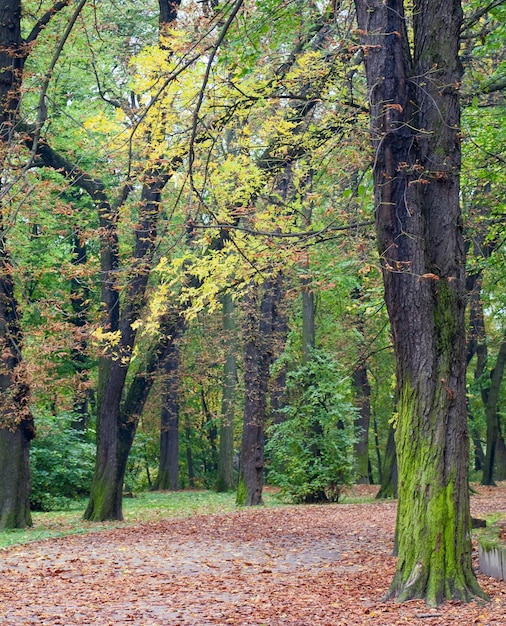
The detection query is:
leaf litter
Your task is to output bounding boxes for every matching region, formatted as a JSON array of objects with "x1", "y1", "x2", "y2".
[{"x1": 0, "y1": 485, "x2": 505, "y2": 625}]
